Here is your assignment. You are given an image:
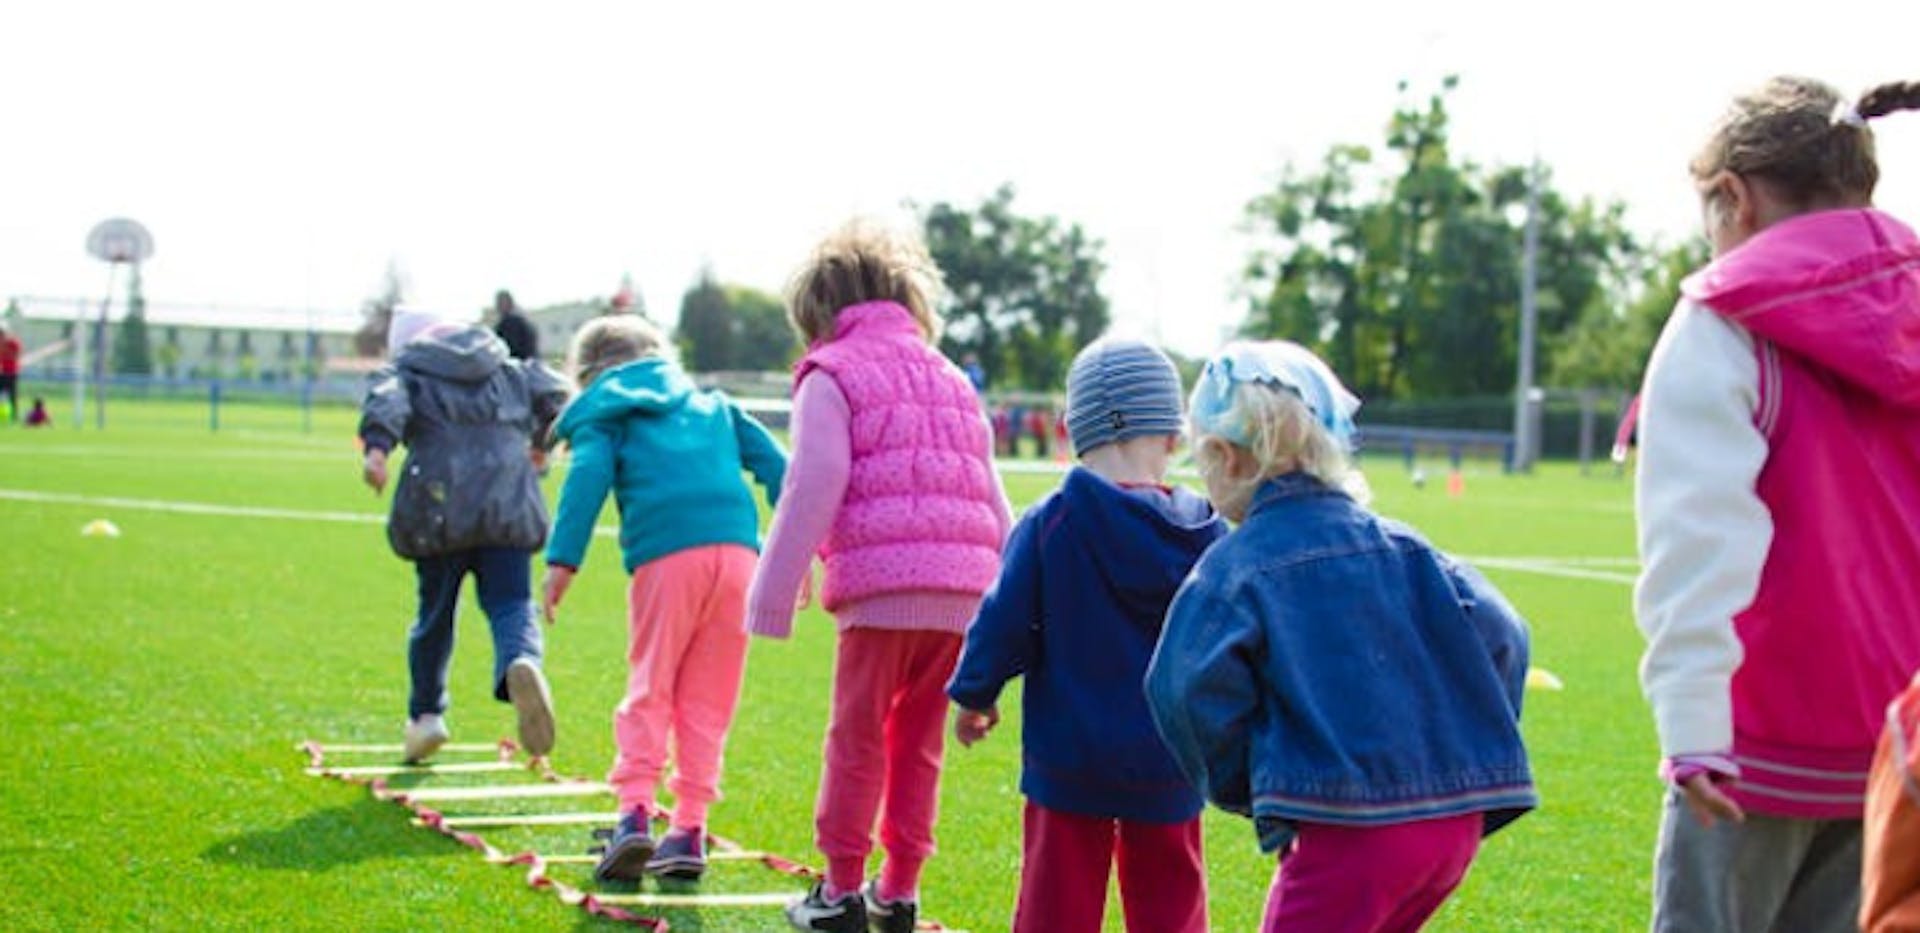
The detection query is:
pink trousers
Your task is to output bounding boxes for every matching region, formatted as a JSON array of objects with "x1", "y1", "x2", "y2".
[
  {"x1": 1012, "y1": 801, "x2": 1207, "y2": 933},
  {"x1": 1261, "y1": 814, "x2": 1483, "y2": 932},
  {"x1": 606, "y1": 544, "x2": 755, "y2": 830},
  {"x1": 815, "y1": 627, "x2": 962, "y2": 900}
]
